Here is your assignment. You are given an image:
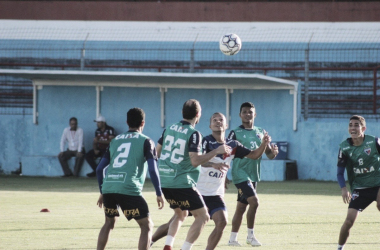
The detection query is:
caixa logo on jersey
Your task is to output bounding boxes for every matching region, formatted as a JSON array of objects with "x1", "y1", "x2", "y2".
[{"x1": 364, "y1": 147, "x2": 371, "y2": 156}]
